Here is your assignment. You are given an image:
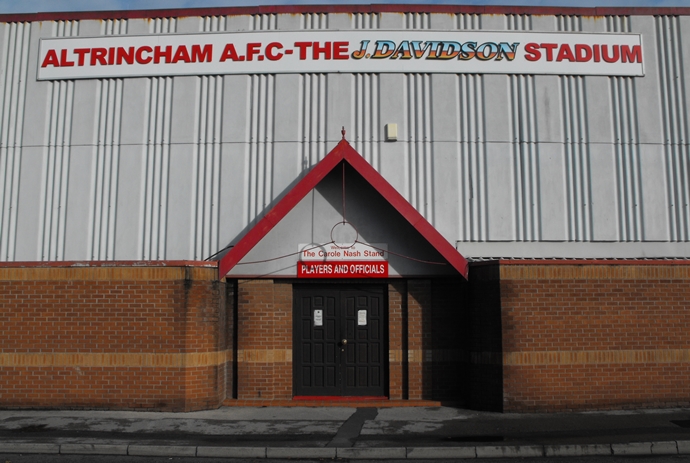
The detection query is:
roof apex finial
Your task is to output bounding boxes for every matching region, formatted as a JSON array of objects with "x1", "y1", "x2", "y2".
[{"x1": 341, "y1": 126, "x2": 346, "y2": 140}]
